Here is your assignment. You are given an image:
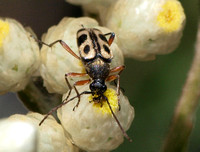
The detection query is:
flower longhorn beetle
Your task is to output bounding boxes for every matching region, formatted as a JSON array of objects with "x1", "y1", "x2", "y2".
[{"x1": 34, "y1": 26, "x2": 132, "y2": 142}]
